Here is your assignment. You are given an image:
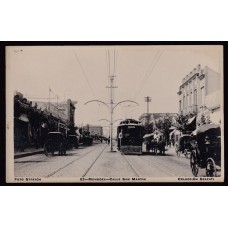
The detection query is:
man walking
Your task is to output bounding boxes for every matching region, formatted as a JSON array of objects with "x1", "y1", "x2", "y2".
[{"x1": 118, "y1": 129, "x2": 123, "y2": 150}]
